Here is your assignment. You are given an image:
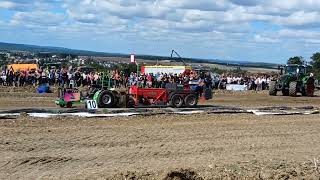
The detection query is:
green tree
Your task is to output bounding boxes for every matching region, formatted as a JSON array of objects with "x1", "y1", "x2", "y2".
[
  {"x1": 287, "y1": 56, "x2": 304, "y2": 65},
  {"x1": 0, "y1": 54, "x2": 8, "y2": 67},
  {"x1": 310, "y1": 52, "x2": 320, "y2": 78}
]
